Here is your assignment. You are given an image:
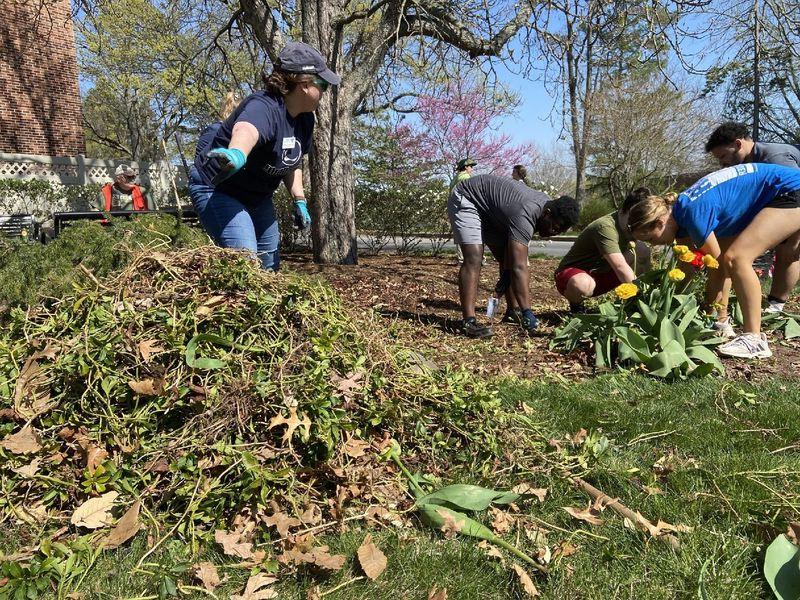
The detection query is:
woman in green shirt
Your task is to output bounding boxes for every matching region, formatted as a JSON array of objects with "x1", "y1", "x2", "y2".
[{"x1": 555, "y1": 188, "x2": 651, "y2": 312}]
